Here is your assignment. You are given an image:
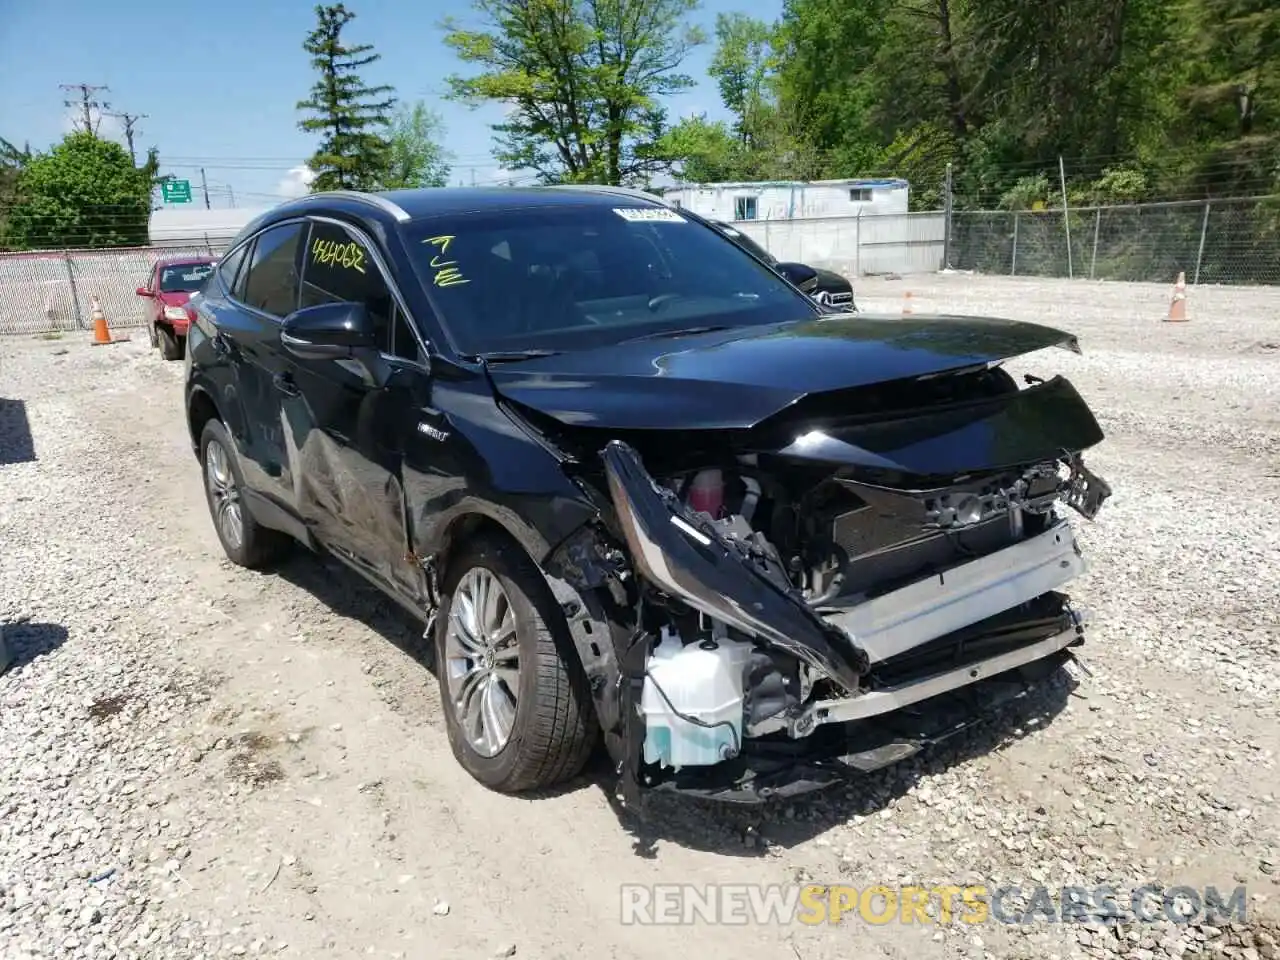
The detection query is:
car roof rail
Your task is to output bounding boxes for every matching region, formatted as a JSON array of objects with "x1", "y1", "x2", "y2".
[
  {"x1": 544, "y1": 184, "x2": 672, "y2": 207},
  {"x1": 293, "y1": 190, "x2": 412, "y2": 222}
]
